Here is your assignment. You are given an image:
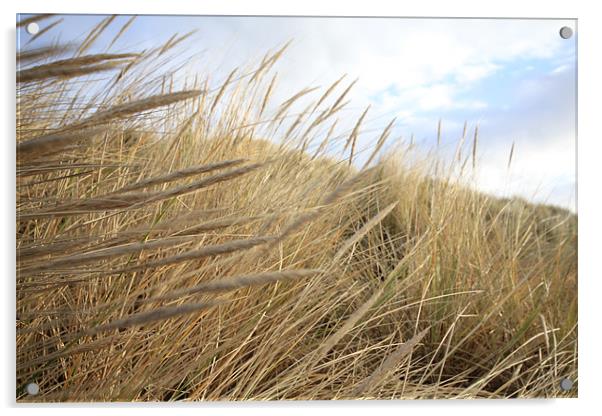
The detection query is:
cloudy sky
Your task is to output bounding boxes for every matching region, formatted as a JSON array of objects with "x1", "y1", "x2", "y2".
[{"x1": 17, "y1": 15, "x2": 577, "y2": 211}]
